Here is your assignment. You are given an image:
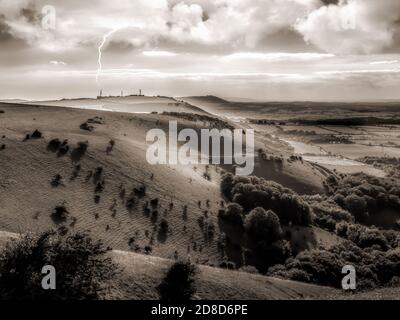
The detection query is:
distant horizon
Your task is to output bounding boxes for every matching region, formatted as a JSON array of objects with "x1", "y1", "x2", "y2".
[{"x1": 2, "y1": 93, "x2": 400, "y2": 105}]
